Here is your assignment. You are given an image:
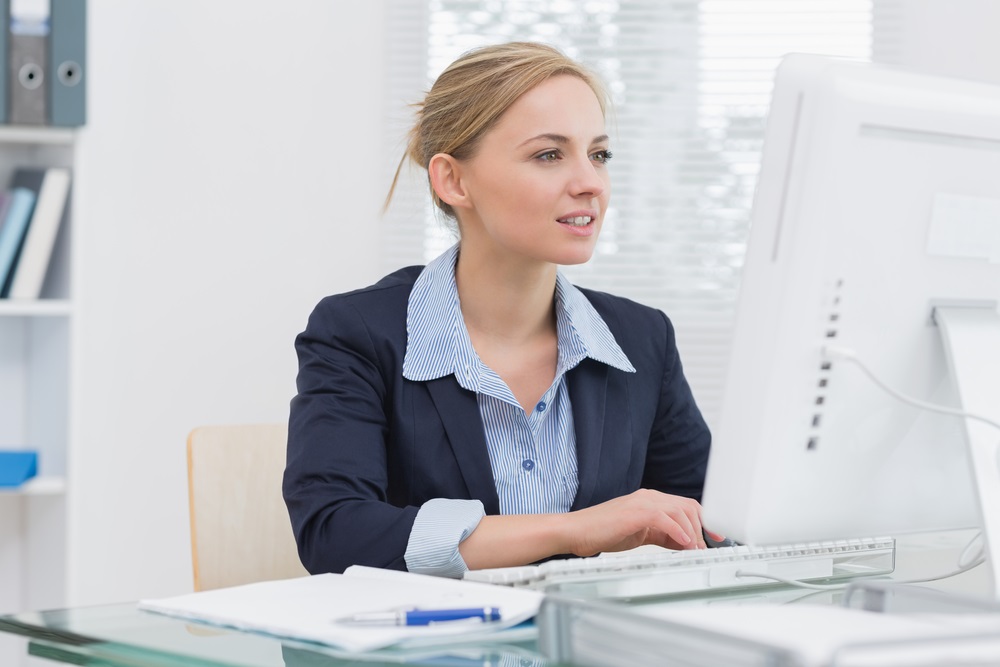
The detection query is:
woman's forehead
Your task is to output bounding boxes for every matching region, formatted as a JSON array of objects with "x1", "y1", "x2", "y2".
[{"x1": 487, "y1": 75, "x2": 607, "y2": 145}]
